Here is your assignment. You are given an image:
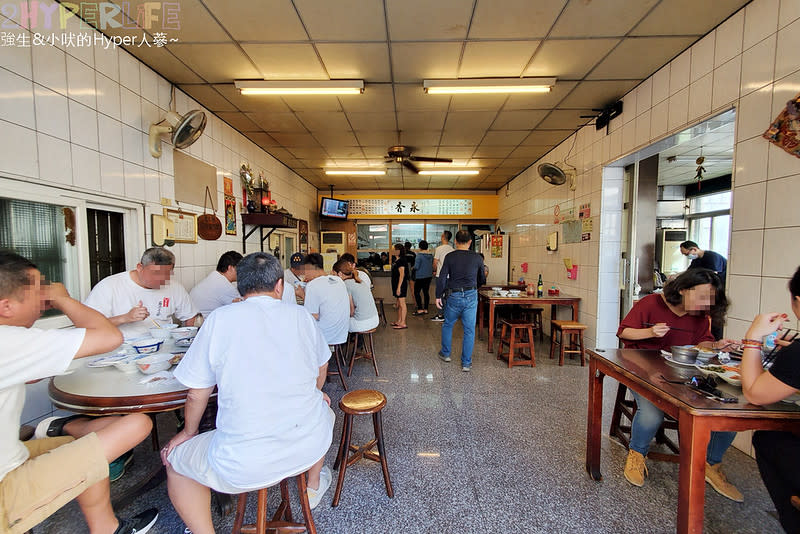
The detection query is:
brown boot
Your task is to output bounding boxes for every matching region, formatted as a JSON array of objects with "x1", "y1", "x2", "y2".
[
  {"x1": 624, "y1": 449, "x2": 648, "y2": 487},
  {"x1": 705, "y1": 462, "x2": 743, "y2": 502}
]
